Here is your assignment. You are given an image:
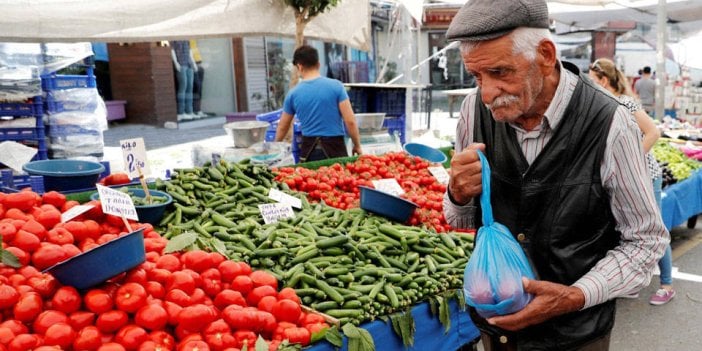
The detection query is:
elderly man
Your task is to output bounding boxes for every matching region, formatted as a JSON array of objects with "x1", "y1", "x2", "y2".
[{"x1": 443, "y1": 0, "x2": 669, "y2": 350}]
